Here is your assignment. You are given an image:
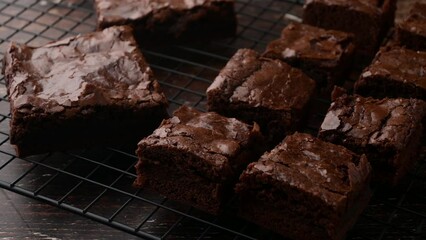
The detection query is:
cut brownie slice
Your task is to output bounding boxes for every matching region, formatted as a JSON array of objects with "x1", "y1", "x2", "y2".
[
  {"x1": 235, "y1": 132, "x2": 371, "y2": 240},
  {"x1": 2, "y1": 26, "x2": 168, "y2": 157},
  {"x1": 397, "y1": 2, "x2": 426, "y2": 51},
  {"x1": 263, "y1": 22, "x2": 355, "y2": 90},
  {"x1": 303, "y1": 0, "x2": 397, "y2": 60},
  {"x1": 135, "y1": 105, "x2": 265, "y2": 214},
  {"x1": 207, "y1": 49, "x2": 316, "y2": 145},
  {"x1": 319, "y1": 89, "x2": 426, "y2": 185},
  {"x1": 94, "y1": 0, "x2": 237, "y2": 42},
  {"x1": 354, "y1": 46, "x2": 426, "y2": 100}
]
